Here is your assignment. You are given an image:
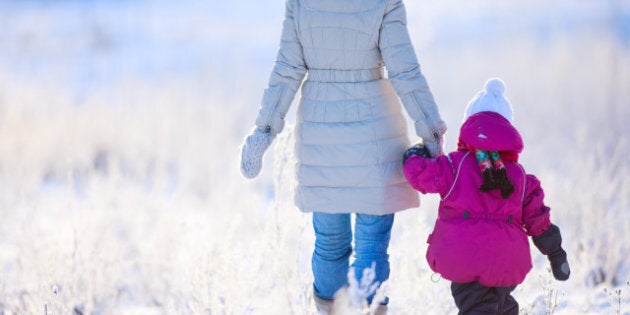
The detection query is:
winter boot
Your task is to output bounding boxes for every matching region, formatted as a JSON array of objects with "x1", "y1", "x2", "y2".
[
  {"x1": 314, "y1": 294, "x2": 333, "y2": 314},
  {"x1": 532, "y1": 224, "x2": 570, "y2": 281},
  {"x1": 369, "y1": 303, "x2": 388, "y2": 315}
]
